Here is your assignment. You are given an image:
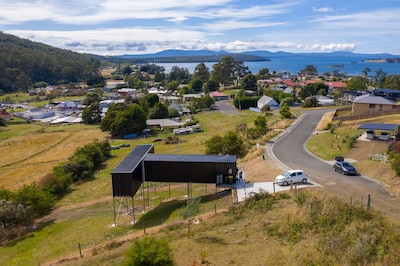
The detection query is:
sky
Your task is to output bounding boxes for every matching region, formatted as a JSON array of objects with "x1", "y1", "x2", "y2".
[{"x1": 1, "y1": 0, "x2": 400, "y2": 56}]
